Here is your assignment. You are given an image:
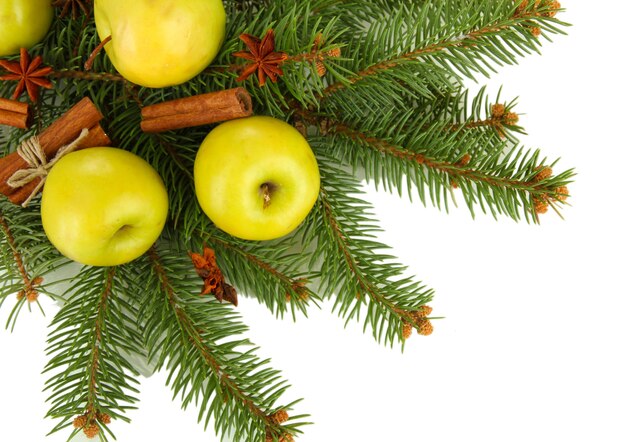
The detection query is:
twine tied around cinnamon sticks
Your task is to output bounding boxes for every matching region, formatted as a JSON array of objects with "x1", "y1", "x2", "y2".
[
  {"x1": 0, "y1": 97, "x2": 111, "y2": 206},
  {"x1": 7, "y1": 128, "x2": 89, "y2": 207}
]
